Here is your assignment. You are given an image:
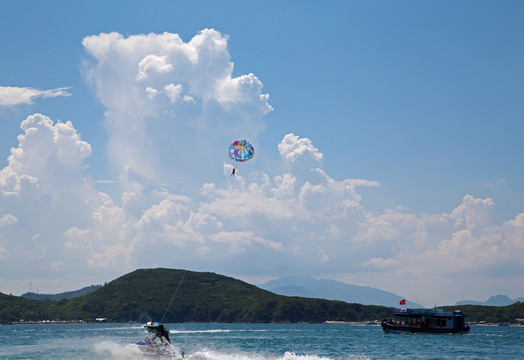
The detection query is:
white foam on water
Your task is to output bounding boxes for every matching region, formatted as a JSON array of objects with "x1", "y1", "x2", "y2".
[
  {"x1": 184, "y1": 349, "x2": 371, "y2": 360},
  {"x1": 171, "y1": 329, "x2": 234, "y2": 334},
  {"x1": 187, "y1": 349, "x2": 268, "y2": 360},
  {"x1": 170, "y1": 329, "x2": 269, "y2": 334},
  {"x1": 94, "y1": 341, "x2": 145, "y2": 359},
  {"x1": 94, "y1": 340, "x2": 188, "y2": 360},
  {"x1": 282, "y1": 351, "x2": 370, "y2": 360}
]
